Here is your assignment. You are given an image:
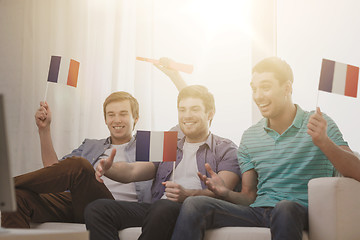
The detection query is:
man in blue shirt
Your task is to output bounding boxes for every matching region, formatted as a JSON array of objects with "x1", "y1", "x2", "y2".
[
  {"x1": 170, "y1": 57, "x2": 360, "y2": 240},
  {"x1": 1, "y1": 91, "x2": 152, "y2": 228},
  {"x1": 1, "y1": 57, "x2": 189, "y2": 229}
]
